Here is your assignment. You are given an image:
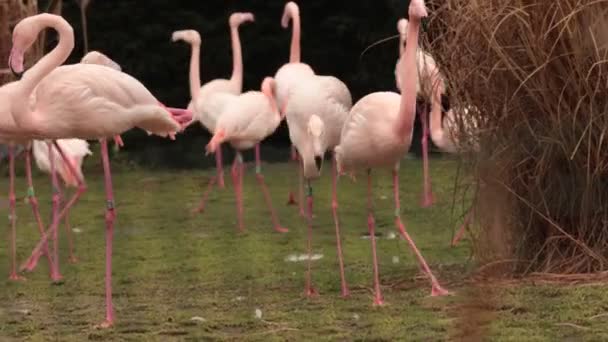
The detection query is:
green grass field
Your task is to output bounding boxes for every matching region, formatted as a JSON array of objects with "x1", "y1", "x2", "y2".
[{"x1": 0, "y1": 153, "x2": 607, "y2": 341}]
